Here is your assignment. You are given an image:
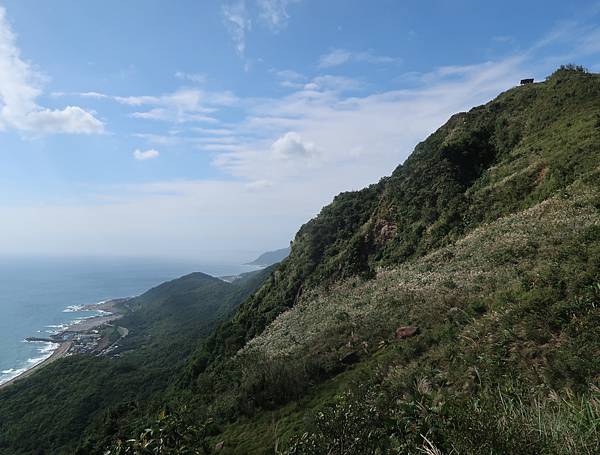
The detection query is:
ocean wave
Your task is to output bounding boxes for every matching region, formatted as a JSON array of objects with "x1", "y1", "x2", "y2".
[
  {"x1": 0, "y1": 342, "x2": 59, "y2": 385},
  {"x1": 63, "y1": 305, "x2": 84, "y2": 313},
  {"x1": 63, "y1": 298, "x2": 110, "y2": 313},
  {"x1": 1, "y1": 367, "x2": 26, "y2": 375},
  {"x1": 26, "y1": 342, "x2": 58, "y2": 365},
  {"x1": 44, "y1": 323, "x2": 69, "y2": 334},
  {"x1": 38, "y1": 342, "x2": 59, "y2": 354},
  {"x1": 0, "y1": 367, "x2": 27, "y2": 385},
  {"x1": 70, "y1": 315, "x2": 97, "y2": 325}
]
